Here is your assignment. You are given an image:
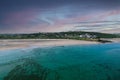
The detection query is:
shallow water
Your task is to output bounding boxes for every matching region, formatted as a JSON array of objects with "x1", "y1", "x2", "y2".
[{"x1": 0, "y1": 43, "x2": 120, "y2": 80}]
